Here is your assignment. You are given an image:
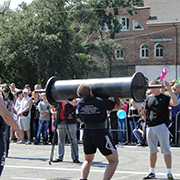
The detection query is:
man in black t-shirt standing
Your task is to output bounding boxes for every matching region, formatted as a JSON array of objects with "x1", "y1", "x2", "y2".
[{"x1": 142, "y1": 79, "x2": 178, "y2": 180}]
